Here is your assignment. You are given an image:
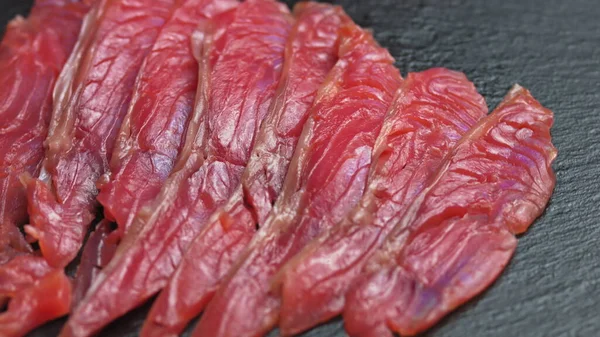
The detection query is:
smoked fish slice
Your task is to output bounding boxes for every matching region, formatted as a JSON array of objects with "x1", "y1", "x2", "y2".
[
  {"x1": 193, "y1": 18, "x2": 402, "y2": 337},
  {"x1": 0, "y1": 0, "x2": 90, "y2": 264},
  {"x1": 274, "y1": 68, "x2": 488, "y2": 335},
  {"x1": 141, "y1": 3, "x2": 343, "y2": 337},
  {"x1": 25, "y1": 0, "x2": 179, "y2": 268},
  {"x1": 0, "y1": 255, "x2": 71, "y2": 336},
  {"x1": 96, "y1": 0, "x2": 238, "y2": 239},
  {"x1": 344, "y1": 85, "x2": 557, "y2": 337},
  {"x1": 60, "y1": 1, "x2": 292, "y2": 336}
]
